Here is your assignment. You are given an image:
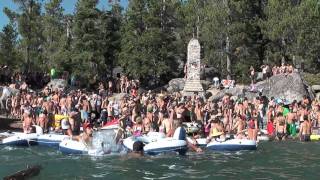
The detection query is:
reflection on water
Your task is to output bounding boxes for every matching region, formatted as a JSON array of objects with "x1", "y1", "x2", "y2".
[{"x1": 1, "y1": 141, "x2": 320, "y2": 179}]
